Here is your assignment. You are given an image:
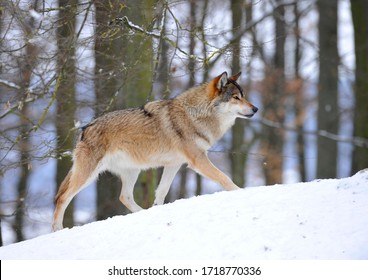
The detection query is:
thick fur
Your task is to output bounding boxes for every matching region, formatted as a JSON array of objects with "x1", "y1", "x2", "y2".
[{"x1": 52, "y1": 72, "x2": 258, "y2": 231}]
